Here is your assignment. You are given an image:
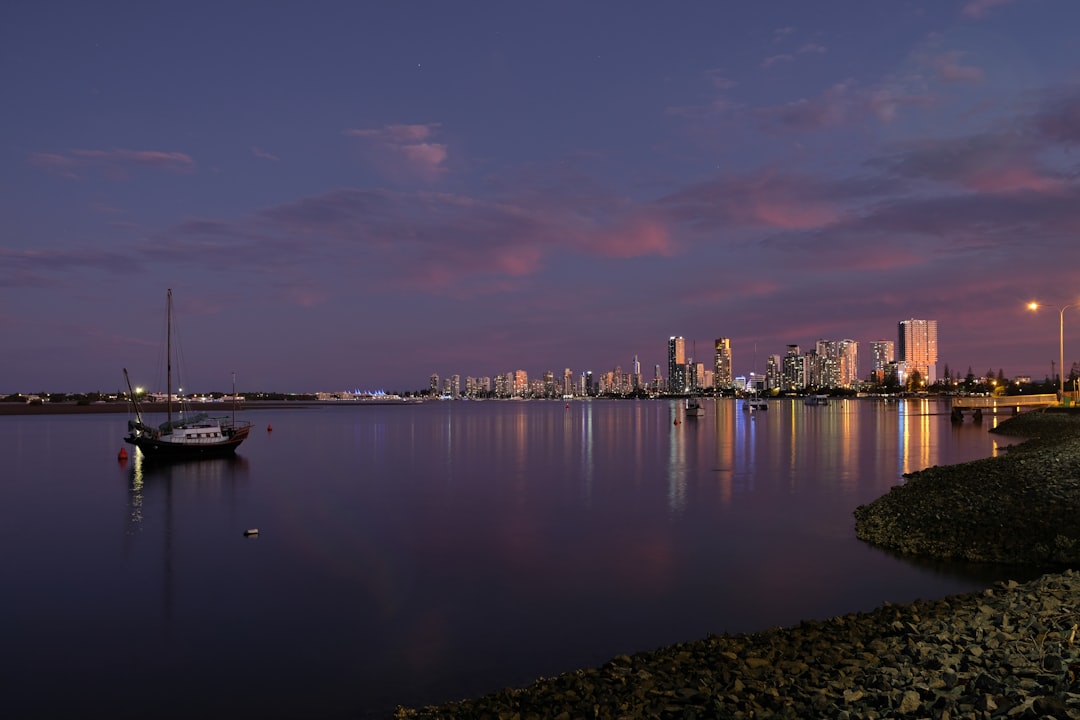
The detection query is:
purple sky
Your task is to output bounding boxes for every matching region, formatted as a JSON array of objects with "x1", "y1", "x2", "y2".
[{"x1": 4, "y1": 0, "x2": 1080, "y2": 393}]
